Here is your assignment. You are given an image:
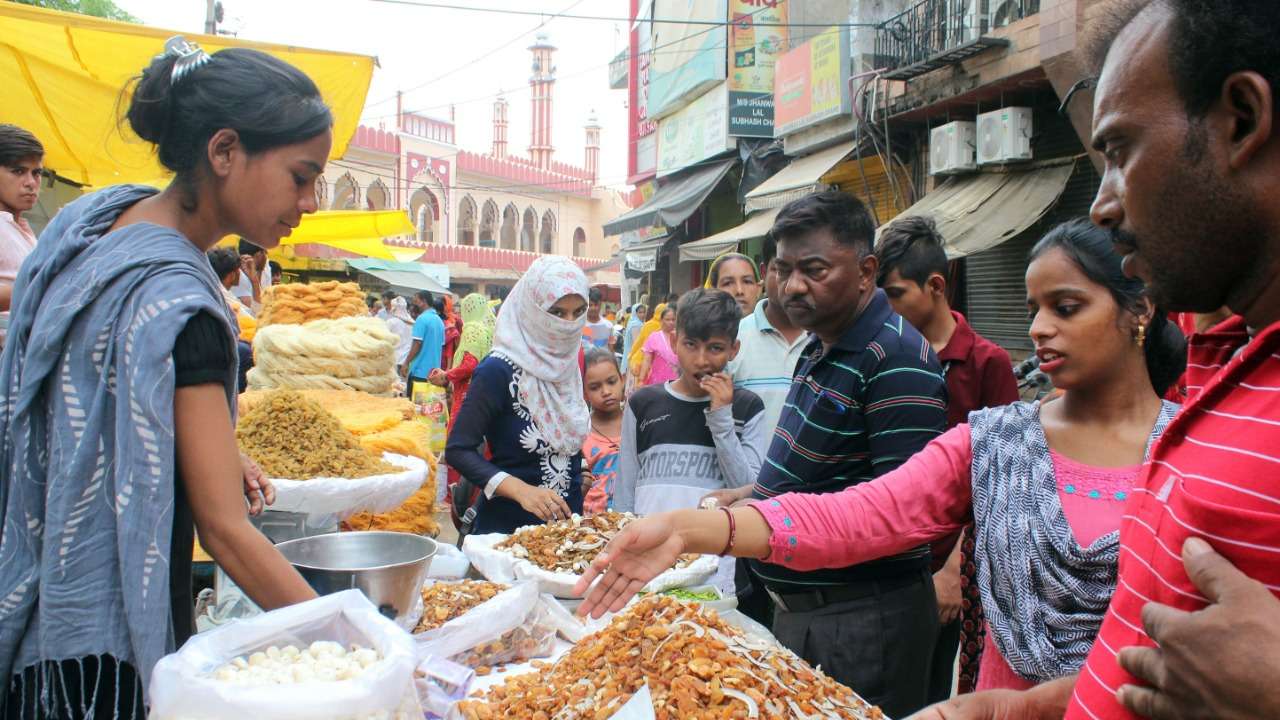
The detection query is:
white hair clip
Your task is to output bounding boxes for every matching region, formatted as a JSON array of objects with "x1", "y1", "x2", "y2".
[{"x1": 162, "y1": 35, "x2": 211, "y2": 86}]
